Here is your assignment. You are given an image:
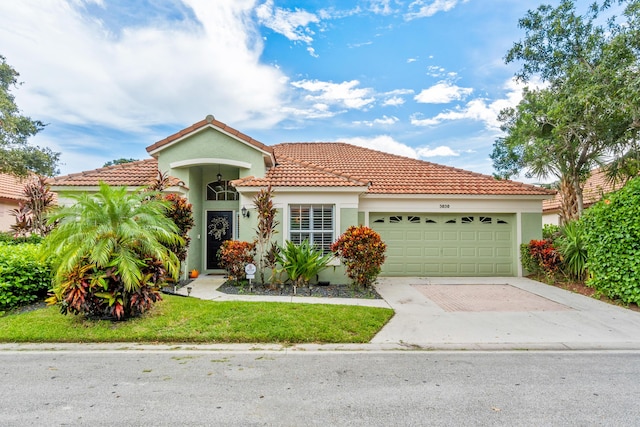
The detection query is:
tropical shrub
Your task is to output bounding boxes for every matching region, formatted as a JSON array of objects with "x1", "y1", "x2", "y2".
[
  {"x1": 276, "y1": 240, "x2": 332, "y2": 293},
  {"x1": 44, "y1": 183, "x2": 183, "y2": 320},
  {"x1": 542, "y1": 223, "x2": 560, "y2": 240},
  {"x1": 0, "y1": 231, "x2": 43, "y2": 245},
  {"x1": 253, "y1": 186, "x2": 279, "y2": 284},
  {"x1": 331, "y1": 226, "x2": 387, "y2": 288},
  {"x1": 10, "y1": 175, "x2": 57, "y2": 237},
  {"x1": 581, "y1": 177, "x2": 640, "y2": 304},
  {"x1": 556, "y1": 220, "x2": 588, "y2": 281},
  {"x1": 0, "y1": 243, "x2": 51, "y2": 310},
  {"x1": 218, "y1": 240, "x2": 255, "y2": 281},
  {"x1": 520, "y1": 243, "x2": 540, "y2": 276},
  {"x1": 47, "y1": 258, "x2": 165, "y2": 319},
  {"x1": 524, "y1": 239, "x2": 562, "y2": 282},
  {"x1": 162, "y1": 193, "x2": 195, "y2": 263}
]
